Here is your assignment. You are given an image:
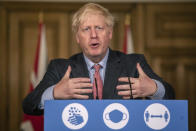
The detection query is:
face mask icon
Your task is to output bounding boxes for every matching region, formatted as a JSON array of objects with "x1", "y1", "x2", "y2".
[
  {"x1": 103, "y1": 103, "x2": 129, "y2": 130},
  {"x1": 105, "y1": 109, "x2": 127, "y2": 123}
]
